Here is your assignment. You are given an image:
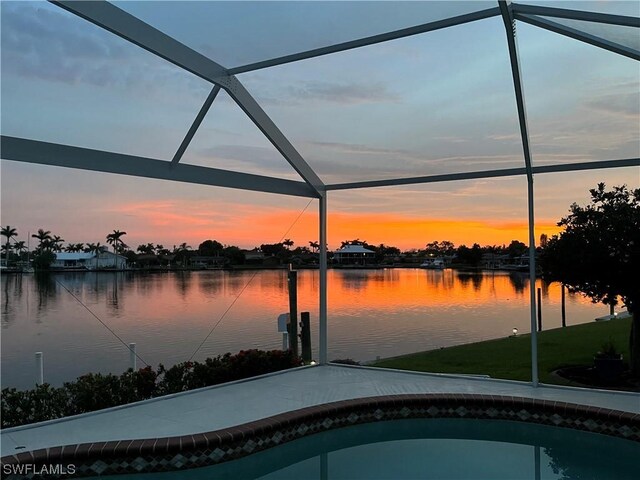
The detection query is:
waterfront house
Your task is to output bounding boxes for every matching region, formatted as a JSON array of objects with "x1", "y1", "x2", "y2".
[
  {"x1": 333, "y1": 245, "x2": 376, "y2": 265},
  {"x1": 52, "y1": 251, "x2": 127, "y2": 270}
]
